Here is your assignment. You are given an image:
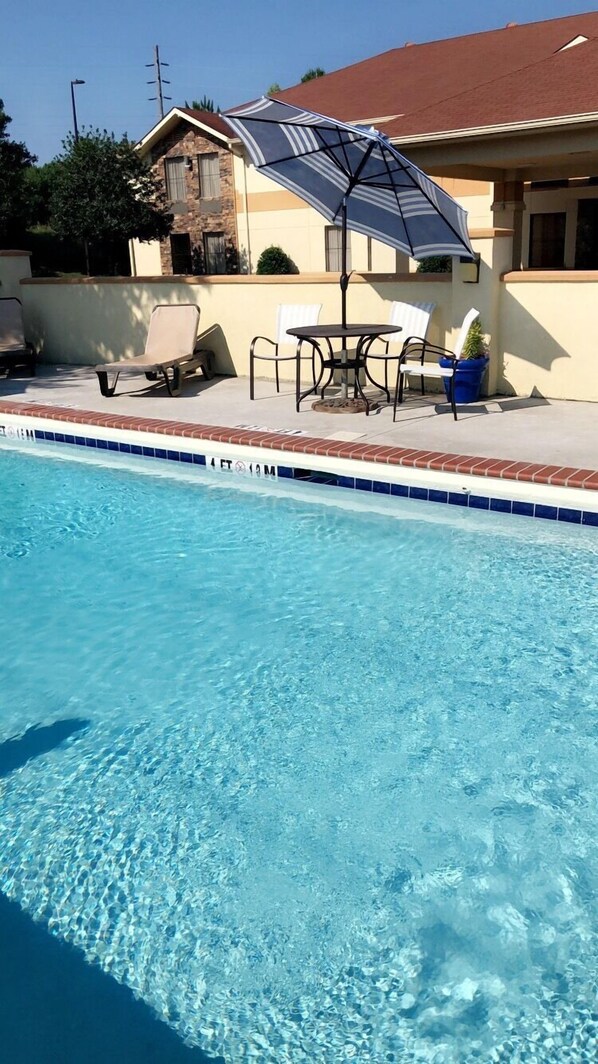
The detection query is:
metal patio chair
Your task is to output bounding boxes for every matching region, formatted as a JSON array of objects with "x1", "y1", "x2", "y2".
[
  {"x1": 249, "y1": 303, "x2": 322, "y2": 399},
  {"x1": 394, "y1": 307, "x2": 480, "y2": 421}
]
